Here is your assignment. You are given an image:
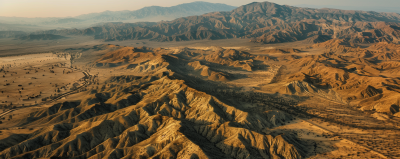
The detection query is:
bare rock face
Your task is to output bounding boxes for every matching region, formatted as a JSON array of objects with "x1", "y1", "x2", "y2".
[
  {"x1": 95, "y1": 46, "x2": 160, "y2": 67},
  {"x1": 305, "y1": 35, "x2": 332, "y2": 43},
  {"x1": 42, "y1": 2, "x2": 400, "y2": 44},
  {"x1": 204, "y1": 49, "x2": 255, "y2": 71},
  {"x1": 189, "y1": 61, "x2": 230, "y2": 81},
  {"x1": 390, "y1": 99, "x2": 400, "y2": 114},
  {"x1": 285, "y1": 81, "x2": 318, "y2": 95},
  {"x1": 0, "y1": 72, "x2": 302, "y2": 159},
  {"x1": 2, "y1": 48, "x2": 288, "y2": 157},
  {"x1": 360, "y1": 85, "x2": 382, "y2": 98},
  {"x1": 4, "y1": 33, "x2": 400, "y2": 158}
]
